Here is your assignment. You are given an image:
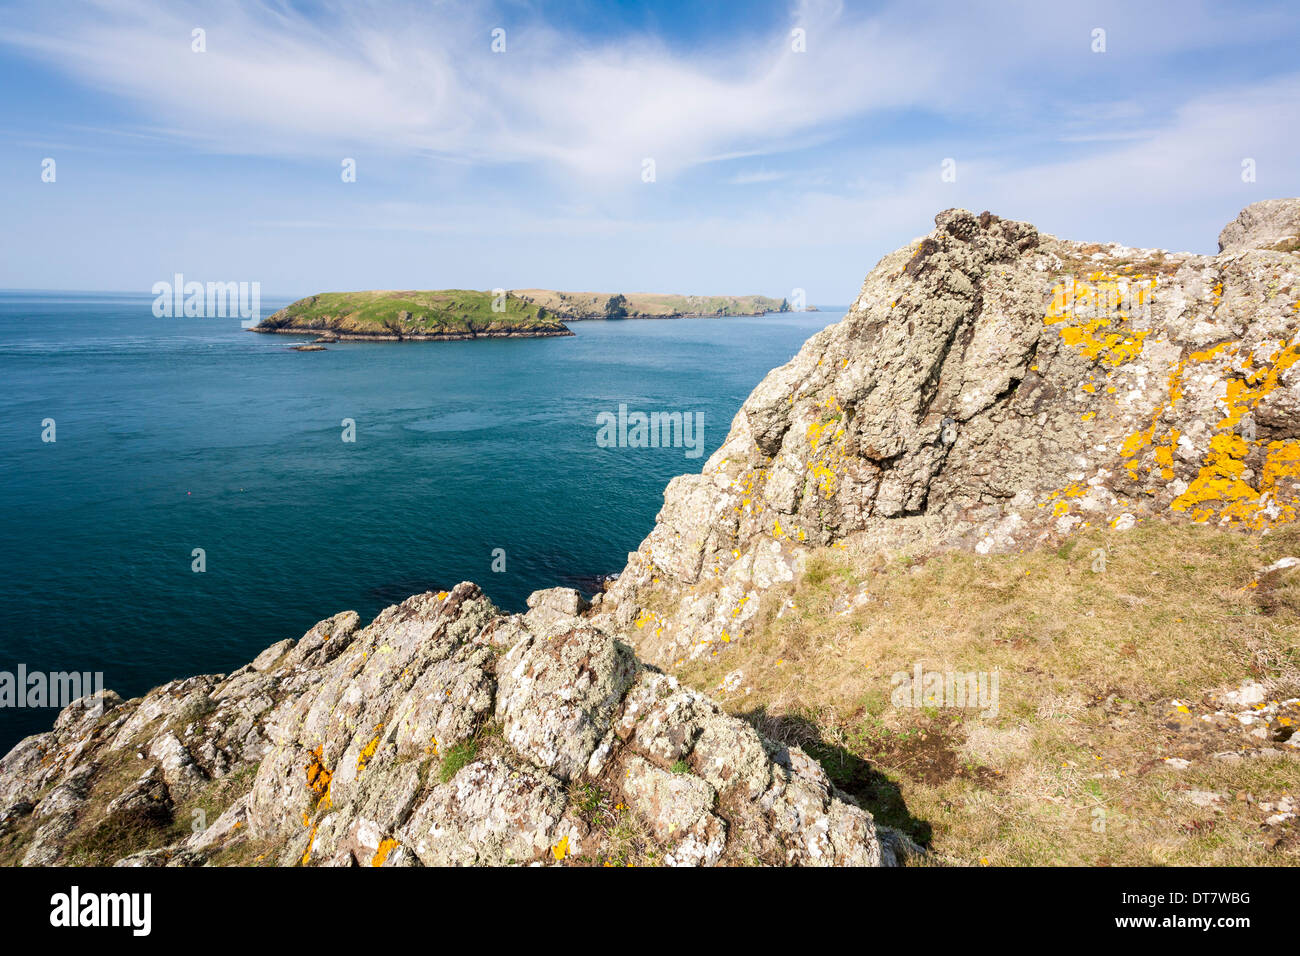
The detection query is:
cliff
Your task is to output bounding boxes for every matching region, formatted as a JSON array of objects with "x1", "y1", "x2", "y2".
[
  {"x1": 0, "y1": 585, "x2": 905, "y2": 866},
  {"x1": 599, "y1": 200, "x2": 1300, "y2": 665},
  {"x1": 511, "y1": 290, "x2": 789, "y2": 320}
]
